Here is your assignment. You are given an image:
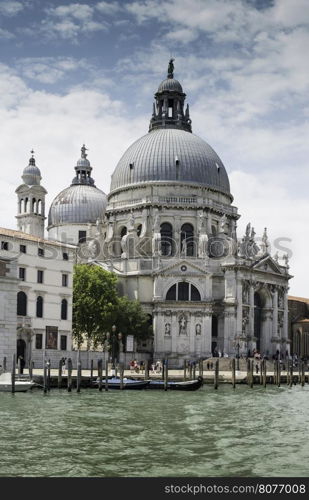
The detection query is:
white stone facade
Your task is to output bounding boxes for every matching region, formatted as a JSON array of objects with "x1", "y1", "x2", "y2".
[
  {"x1": 0, "y1": 228, "x2": 75, "y2": 367},
  {"x1": 0, "y1": 257, "x2": 18, "y2": 370}
]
